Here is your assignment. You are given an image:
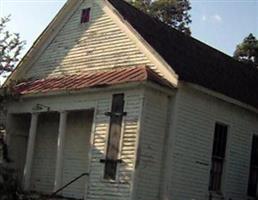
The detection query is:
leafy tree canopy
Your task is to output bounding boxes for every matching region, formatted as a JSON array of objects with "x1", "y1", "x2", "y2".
[
  {"x1": 233, "y1": 33, "x2": 258, "y2": 68},
  {"x1": 131, "y1": 0, "x2": 192, "y2": 35},
  {"x1": 0, "y1": 16, "x2": 25, "y2": 76}
]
